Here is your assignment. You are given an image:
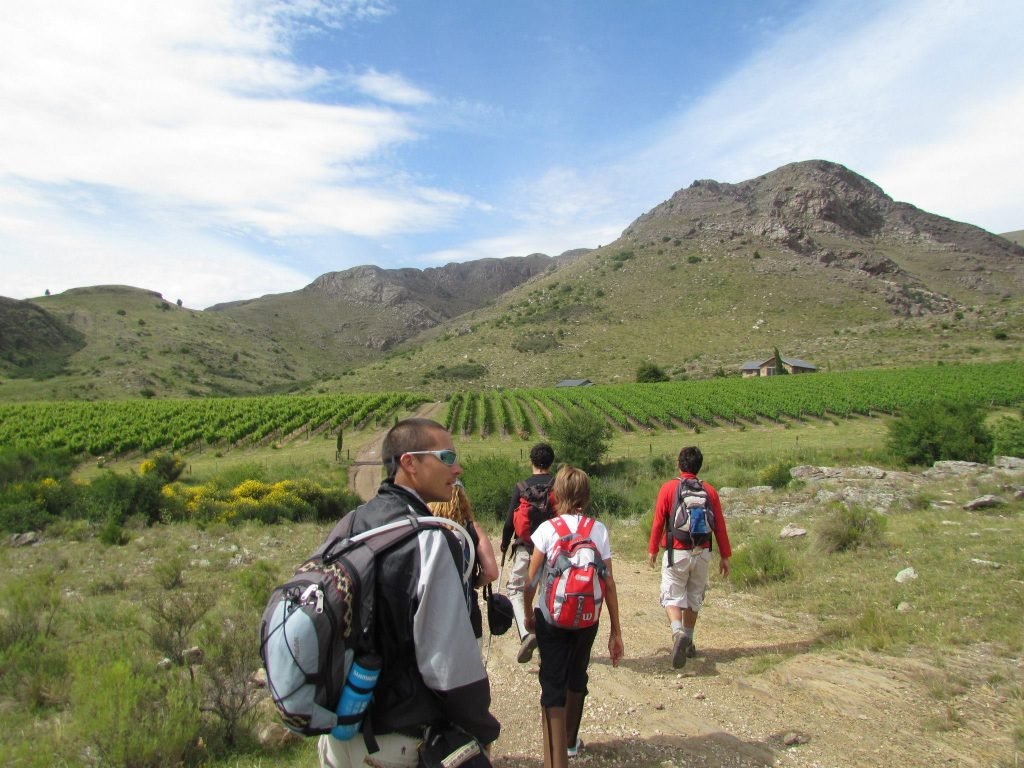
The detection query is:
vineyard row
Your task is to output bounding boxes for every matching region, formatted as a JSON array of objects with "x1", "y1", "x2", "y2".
[{"x1": 1, "y1": 361, "x2": 1021, "y2": 456}]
